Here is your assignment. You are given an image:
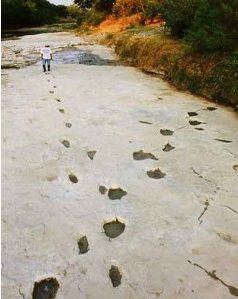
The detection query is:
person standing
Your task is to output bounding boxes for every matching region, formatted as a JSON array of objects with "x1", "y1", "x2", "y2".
[{"x1": 40, "y1": 44, "x2": 52, "y2": 72}]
